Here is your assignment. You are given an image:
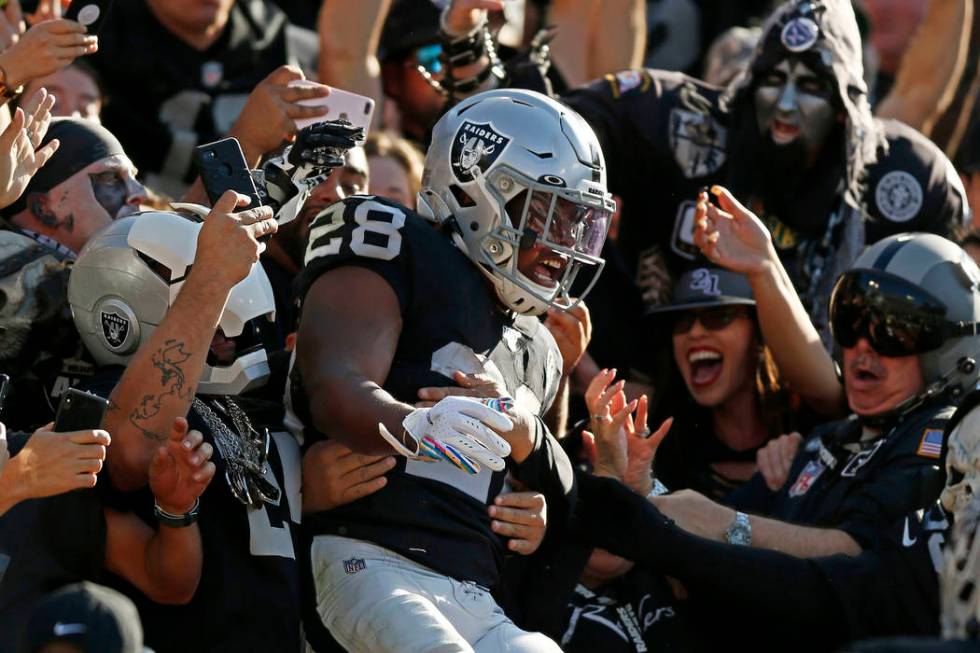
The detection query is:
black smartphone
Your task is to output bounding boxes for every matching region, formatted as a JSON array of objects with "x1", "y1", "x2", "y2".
[
  {"x1": 193, "y1": 138, "x2": 263, "y2": 209},
  {"x1": 63, "y1": 0, "x2": 114, "y2": 35},
  {"x1": 53, "y1": 388, "x2": 108, "y2": 433}
]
